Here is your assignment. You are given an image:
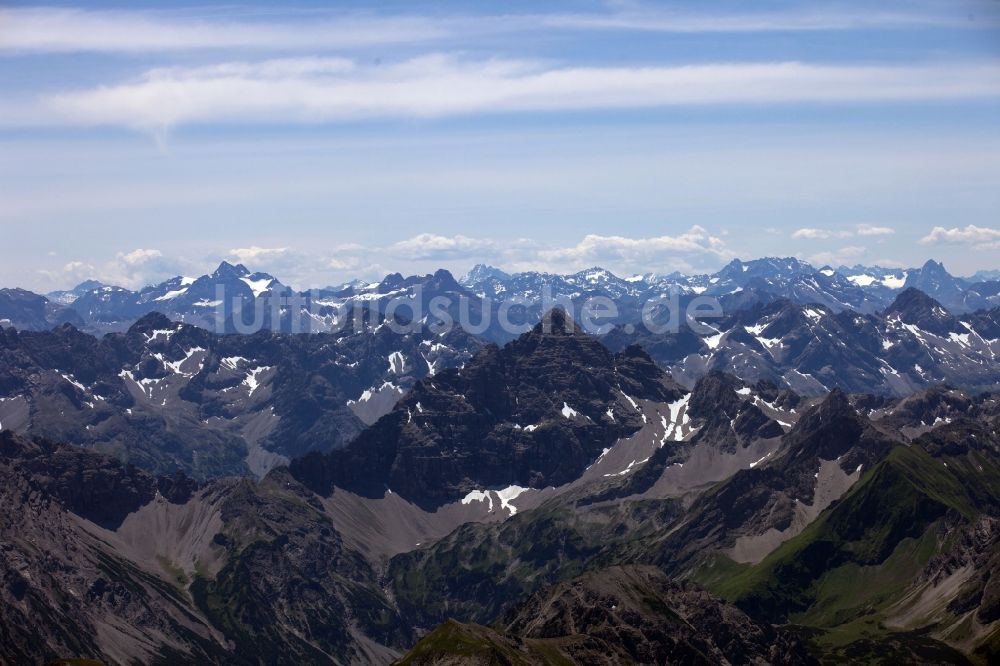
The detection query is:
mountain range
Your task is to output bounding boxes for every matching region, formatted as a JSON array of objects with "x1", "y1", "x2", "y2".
[
  {"x1": 5, "y1": 258, "x2": 1000, "y2": 340},
  {"x1": 606, "y1": 286, "x2": 1000, "y2": 397}
]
